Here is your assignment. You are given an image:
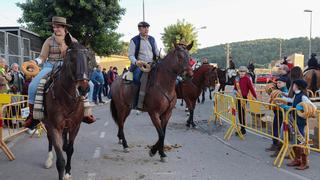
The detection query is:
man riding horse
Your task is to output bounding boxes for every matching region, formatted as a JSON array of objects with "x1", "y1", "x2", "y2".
[
  {"x1": 24, "y1": 16, "x2": 95, "y2": 130},
  {"x1": 226, "y1": 56, "x2": 237, "y2": 84},
  {"x1": 305, "y1": 53, "x2": 319, "y2": 72},
  {"x1": 128, "y1": 21, "x2": 160, "y2": 109}
]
